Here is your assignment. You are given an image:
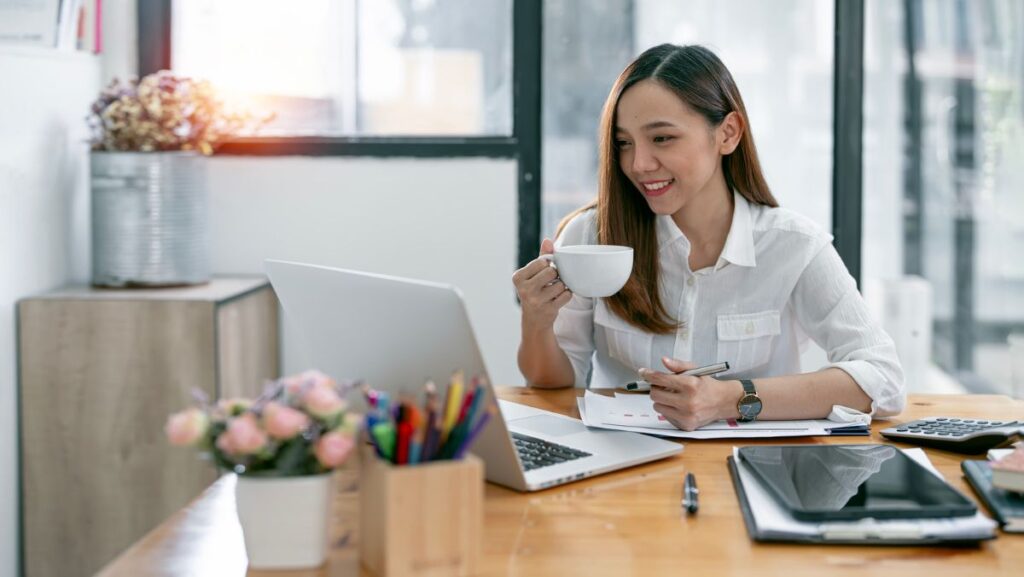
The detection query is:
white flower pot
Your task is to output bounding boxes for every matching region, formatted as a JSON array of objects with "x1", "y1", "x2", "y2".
[{"x1": 234, "y1": 472, "x2": 335, "y2": 569}]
